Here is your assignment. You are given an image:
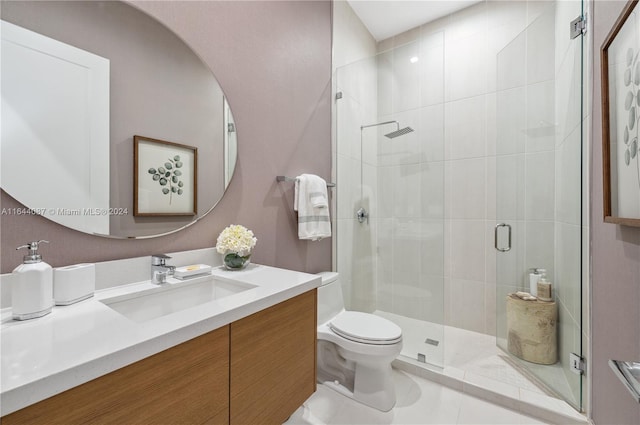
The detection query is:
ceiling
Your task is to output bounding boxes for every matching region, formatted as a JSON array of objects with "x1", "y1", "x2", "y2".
[{"x1": 347, "y1": 0, "x2": 482, "y2": 41}]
